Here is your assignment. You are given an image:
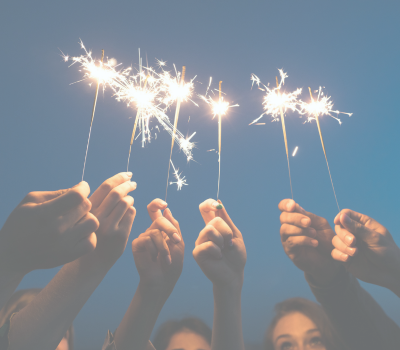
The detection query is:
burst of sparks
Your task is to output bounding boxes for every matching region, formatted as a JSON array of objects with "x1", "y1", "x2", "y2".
[
  {"x1": 169, "y1": 160, "x2": 187, "y2": 190},
  {"x1": 199, "y1": 79, "x2": 239, "y2": 119},
  {"x1": 63, "y1": 40, "x2": 197, "y2": 162},
  {"x1": 250, "y1": 69, "x2": 302, "y2": 124},
  {"x1": 300, "y1": 87, "x2": 353, "y2": 125}
]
